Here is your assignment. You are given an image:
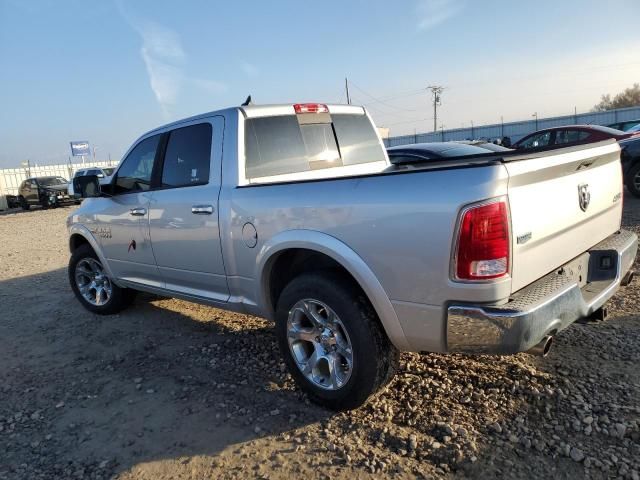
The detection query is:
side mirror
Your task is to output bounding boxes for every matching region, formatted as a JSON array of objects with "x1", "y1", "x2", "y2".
[{"x1": 73, "y1": 175, "x2": 101, "y2": 198}]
